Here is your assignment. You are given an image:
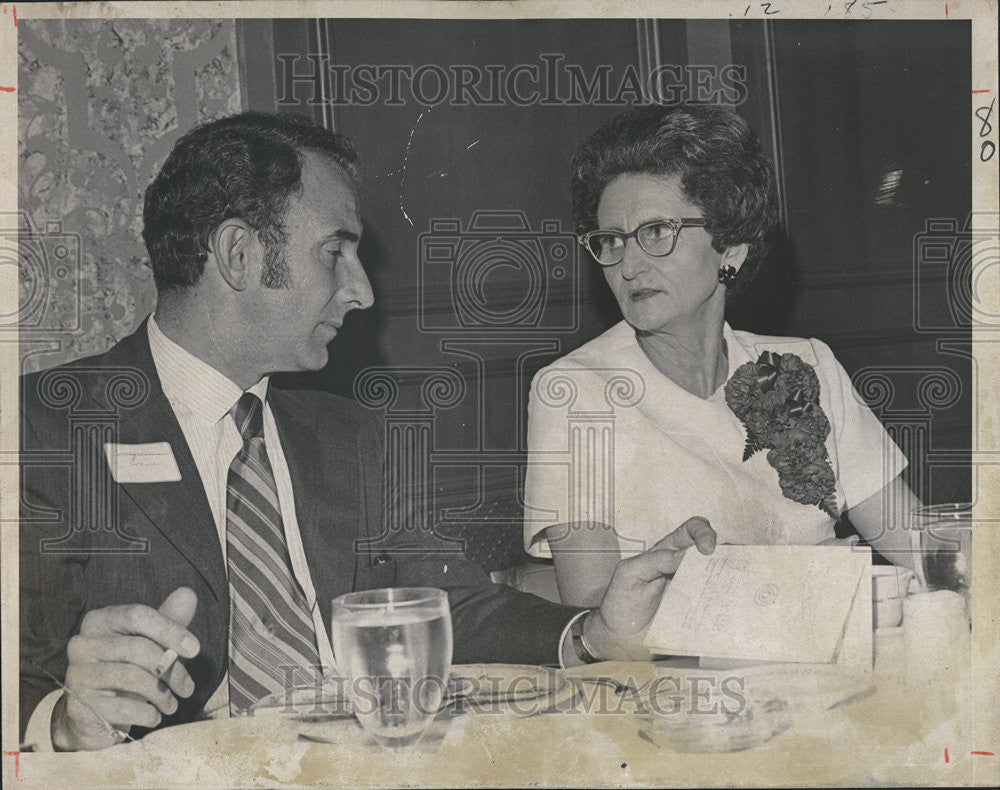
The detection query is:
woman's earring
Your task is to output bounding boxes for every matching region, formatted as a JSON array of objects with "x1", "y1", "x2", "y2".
[{"x1": 718, "y1": 265, "x2": 738, "y2": 287}]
